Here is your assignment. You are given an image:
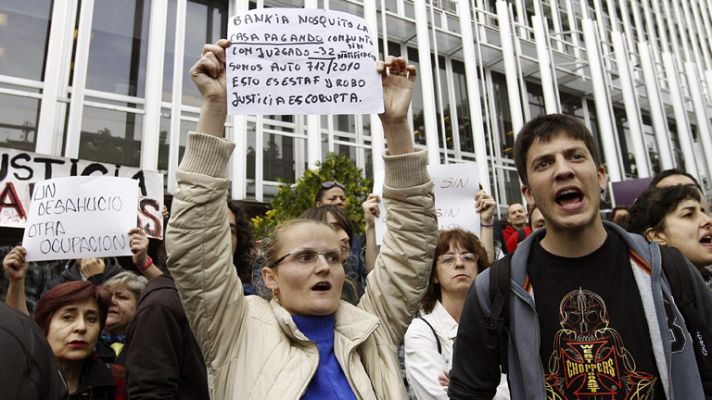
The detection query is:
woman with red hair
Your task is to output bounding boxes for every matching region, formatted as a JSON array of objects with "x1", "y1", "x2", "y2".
[{"x1": 34, "y1": 281, "x2": 125, "y2": 399}]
